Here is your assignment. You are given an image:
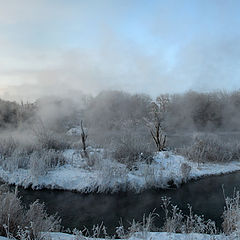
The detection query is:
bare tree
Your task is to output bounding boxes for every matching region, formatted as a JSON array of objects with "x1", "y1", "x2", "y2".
[
  {"x1": 149, "y1": 120, "x2": 166, "y2": 152},
  {"x1": 145, "y1": 100, "x2": 167, "y2": 152},
  {"x1": 81, "y1": 120, "x2": 88, "y2": 157}
]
